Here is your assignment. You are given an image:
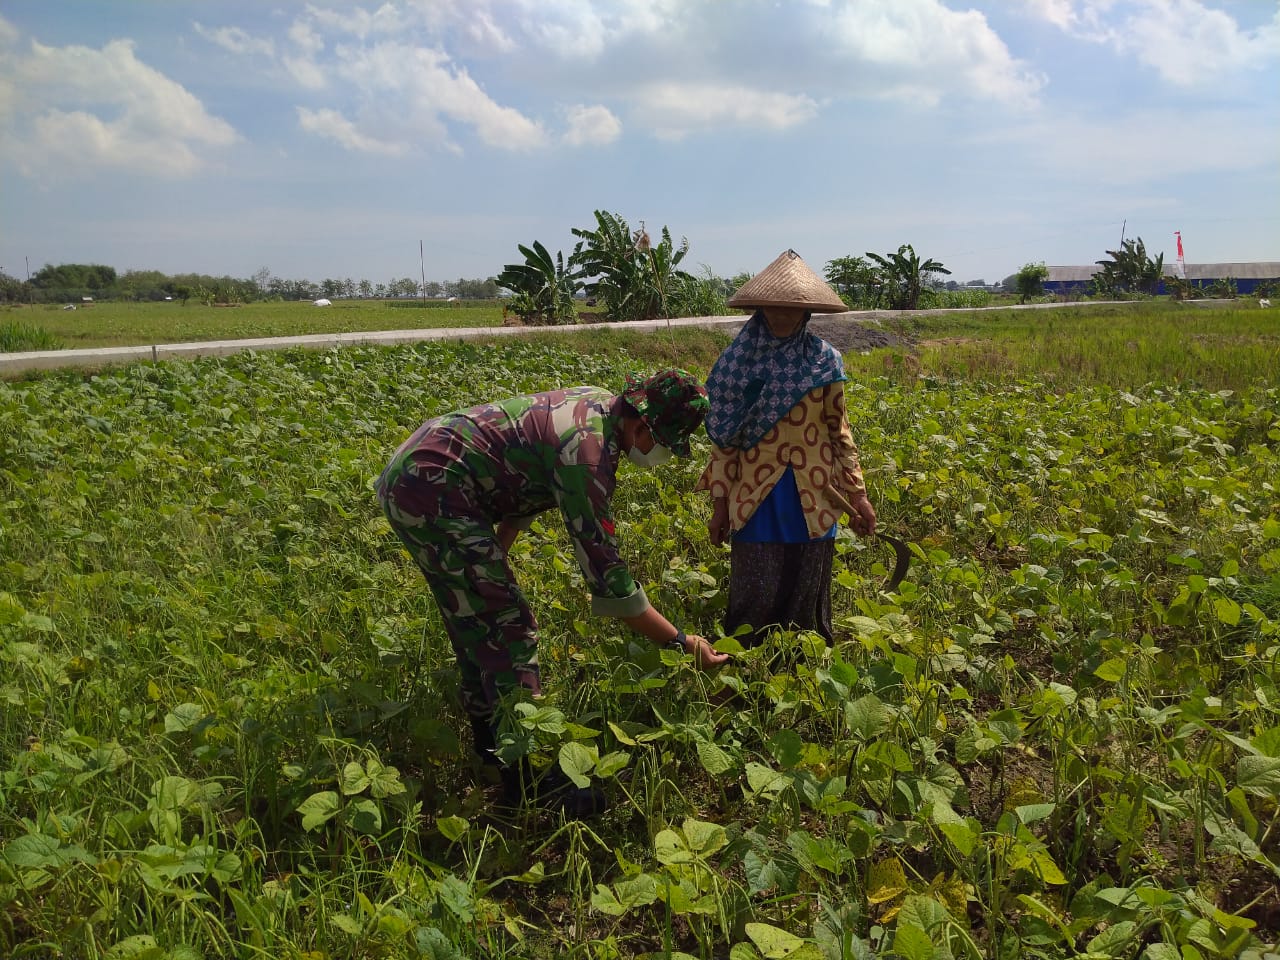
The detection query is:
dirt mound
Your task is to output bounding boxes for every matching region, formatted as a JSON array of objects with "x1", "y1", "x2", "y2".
[{"x1": 720, "y1": 316, "x2": 907, "y2": 353}]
